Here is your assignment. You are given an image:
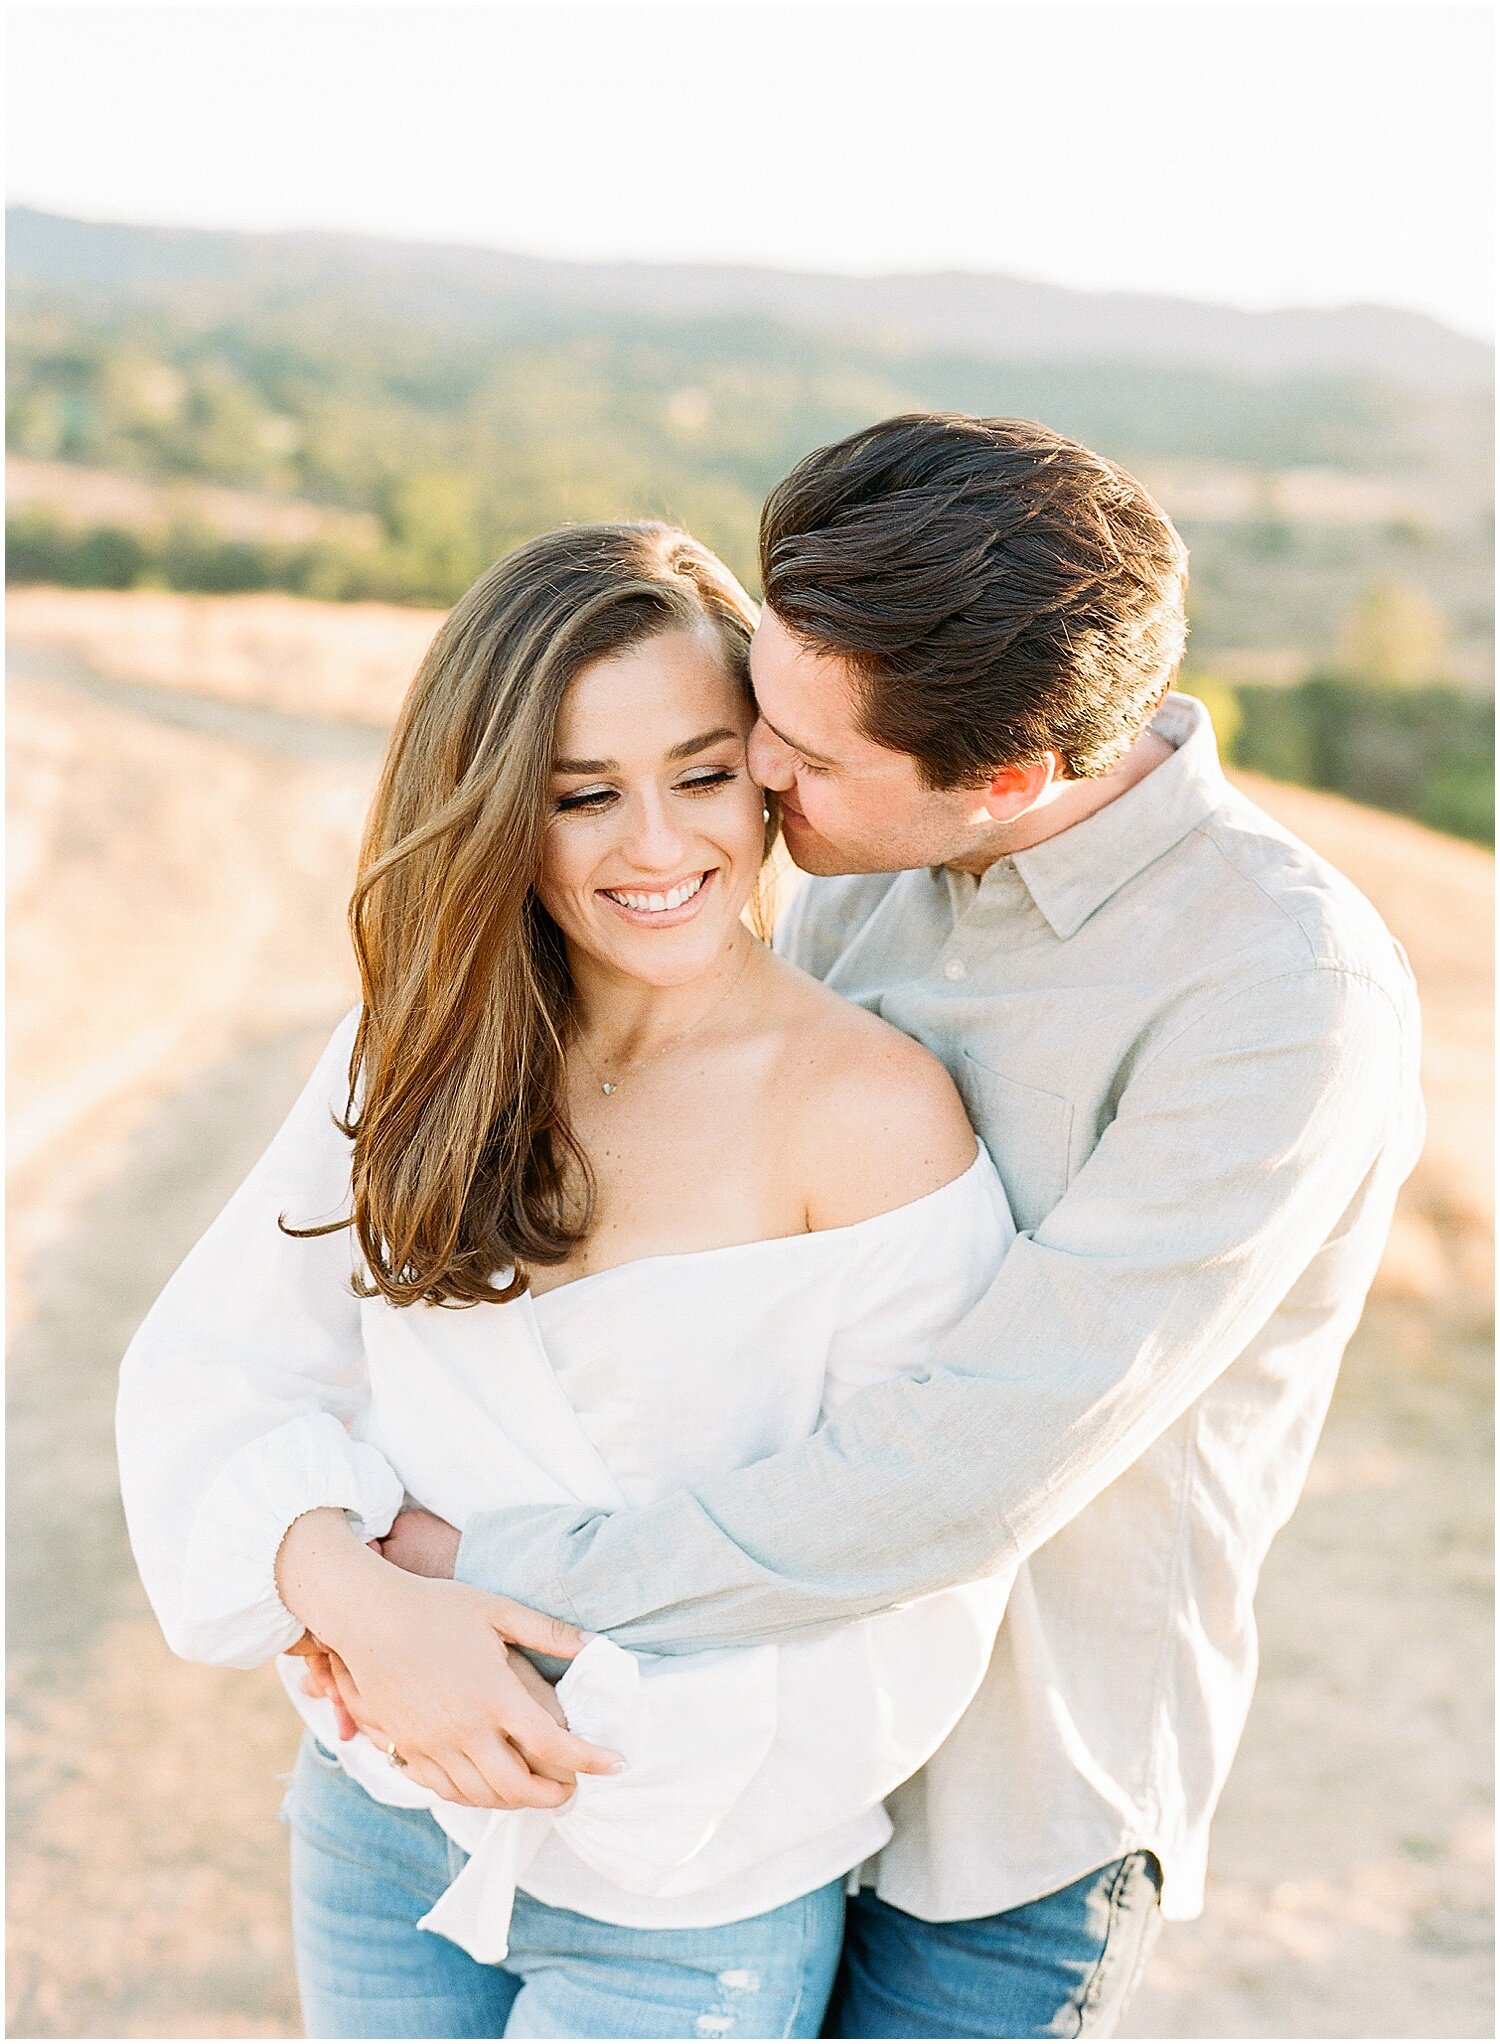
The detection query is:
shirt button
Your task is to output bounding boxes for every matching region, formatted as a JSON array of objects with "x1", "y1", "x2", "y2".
[{"x1": 943, "y1": 957, "x2": 967, "y2": 981}]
